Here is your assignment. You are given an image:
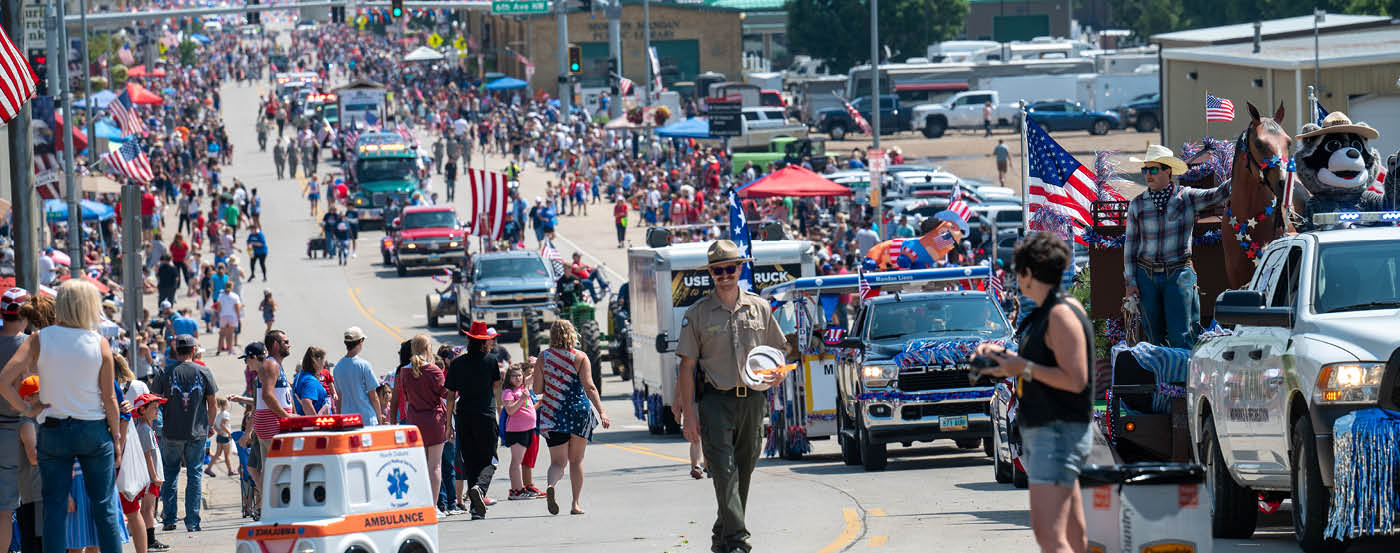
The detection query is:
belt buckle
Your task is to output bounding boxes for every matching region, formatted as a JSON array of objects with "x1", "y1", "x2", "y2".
[{"x1": 736, "y1": 386, "x2": 748, "y2": 398}]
